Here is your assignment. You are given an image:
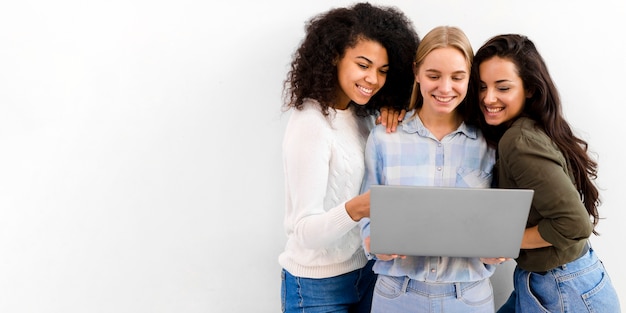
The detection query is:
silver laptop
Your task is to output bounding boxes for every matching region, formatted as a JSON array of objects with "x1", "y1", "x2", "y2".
[{"x1": 369, "y1": 185, "x2": 533, "y2": 258}]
